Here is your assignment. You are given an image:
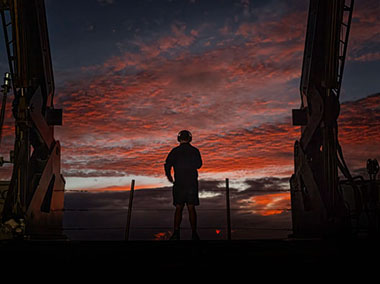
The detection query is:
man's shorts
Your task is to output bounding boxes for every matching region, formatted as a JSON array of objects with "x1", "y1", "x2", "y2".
[{"x1": 172, "y1": 181, "x2": 200, "y2": 206}]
